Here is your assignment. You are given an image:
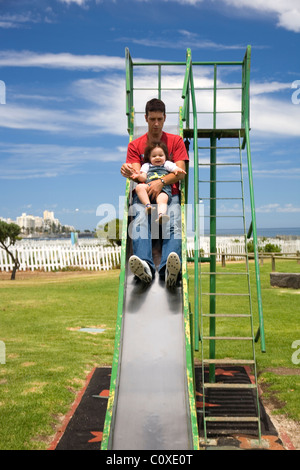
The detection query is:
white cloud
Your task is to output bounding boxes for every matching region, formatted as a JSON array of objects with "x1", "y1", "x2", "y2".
[
  {"x1": 0, "y1": 12, "x2": 41, "y2": 29},
  {"x1": 0, "y1": 143, "x2": 125, "y2": 180},
  {"x1": 122, "y1": 28, "x2": 247, "y2": 51},
  {"x1": 257, "y1": 203, "x2": 300, "y2": 213},
  {"x1": 219, "y1": 0, "x2": 300, "y2": 33},
  {"x1": 251, "y1": 96, "x2": 300, "y2": 137},
  {"x1": 134, "y1": 0, "x2": 300, "y2": 33},
  {"x1": 58, "y1": 0, "x2": 89, "y2": 5},
  {"x1": 0, "y1": 50, "x2": 124, "y2": 70}
]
